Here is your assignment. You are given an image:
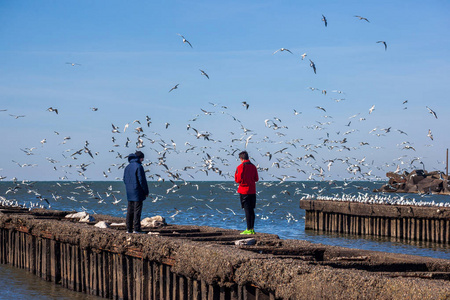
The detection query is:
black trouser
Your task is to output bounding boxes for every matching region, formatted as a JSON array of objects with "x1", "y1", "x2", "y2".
[
  {"x1": 126, "y1": 200, "x2": 143, "y2": 232},
  {"x1": 240, "y1": 194, "x2": 256, "y2": 230}
]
